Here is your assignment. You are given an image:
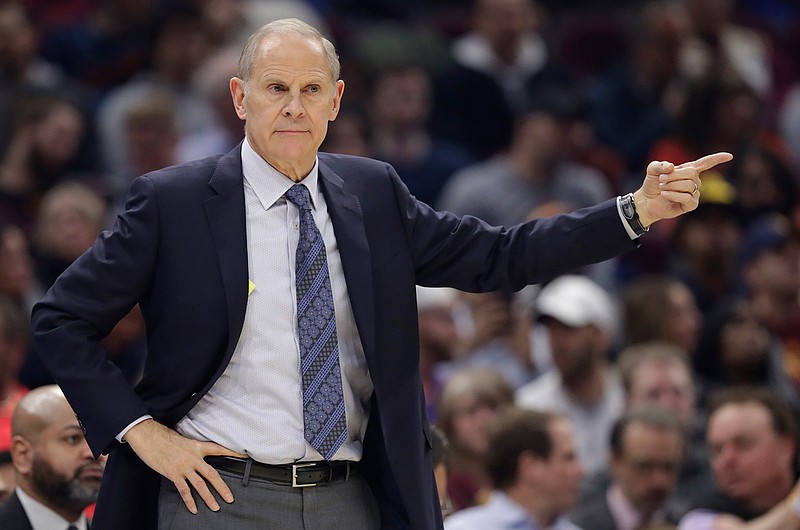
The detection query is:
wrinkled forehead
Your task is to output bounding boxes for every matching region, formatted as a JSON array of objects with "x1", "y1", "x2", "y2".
[{"x1": 253, "y1": 33, "x2": 333, "y2": 78}]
